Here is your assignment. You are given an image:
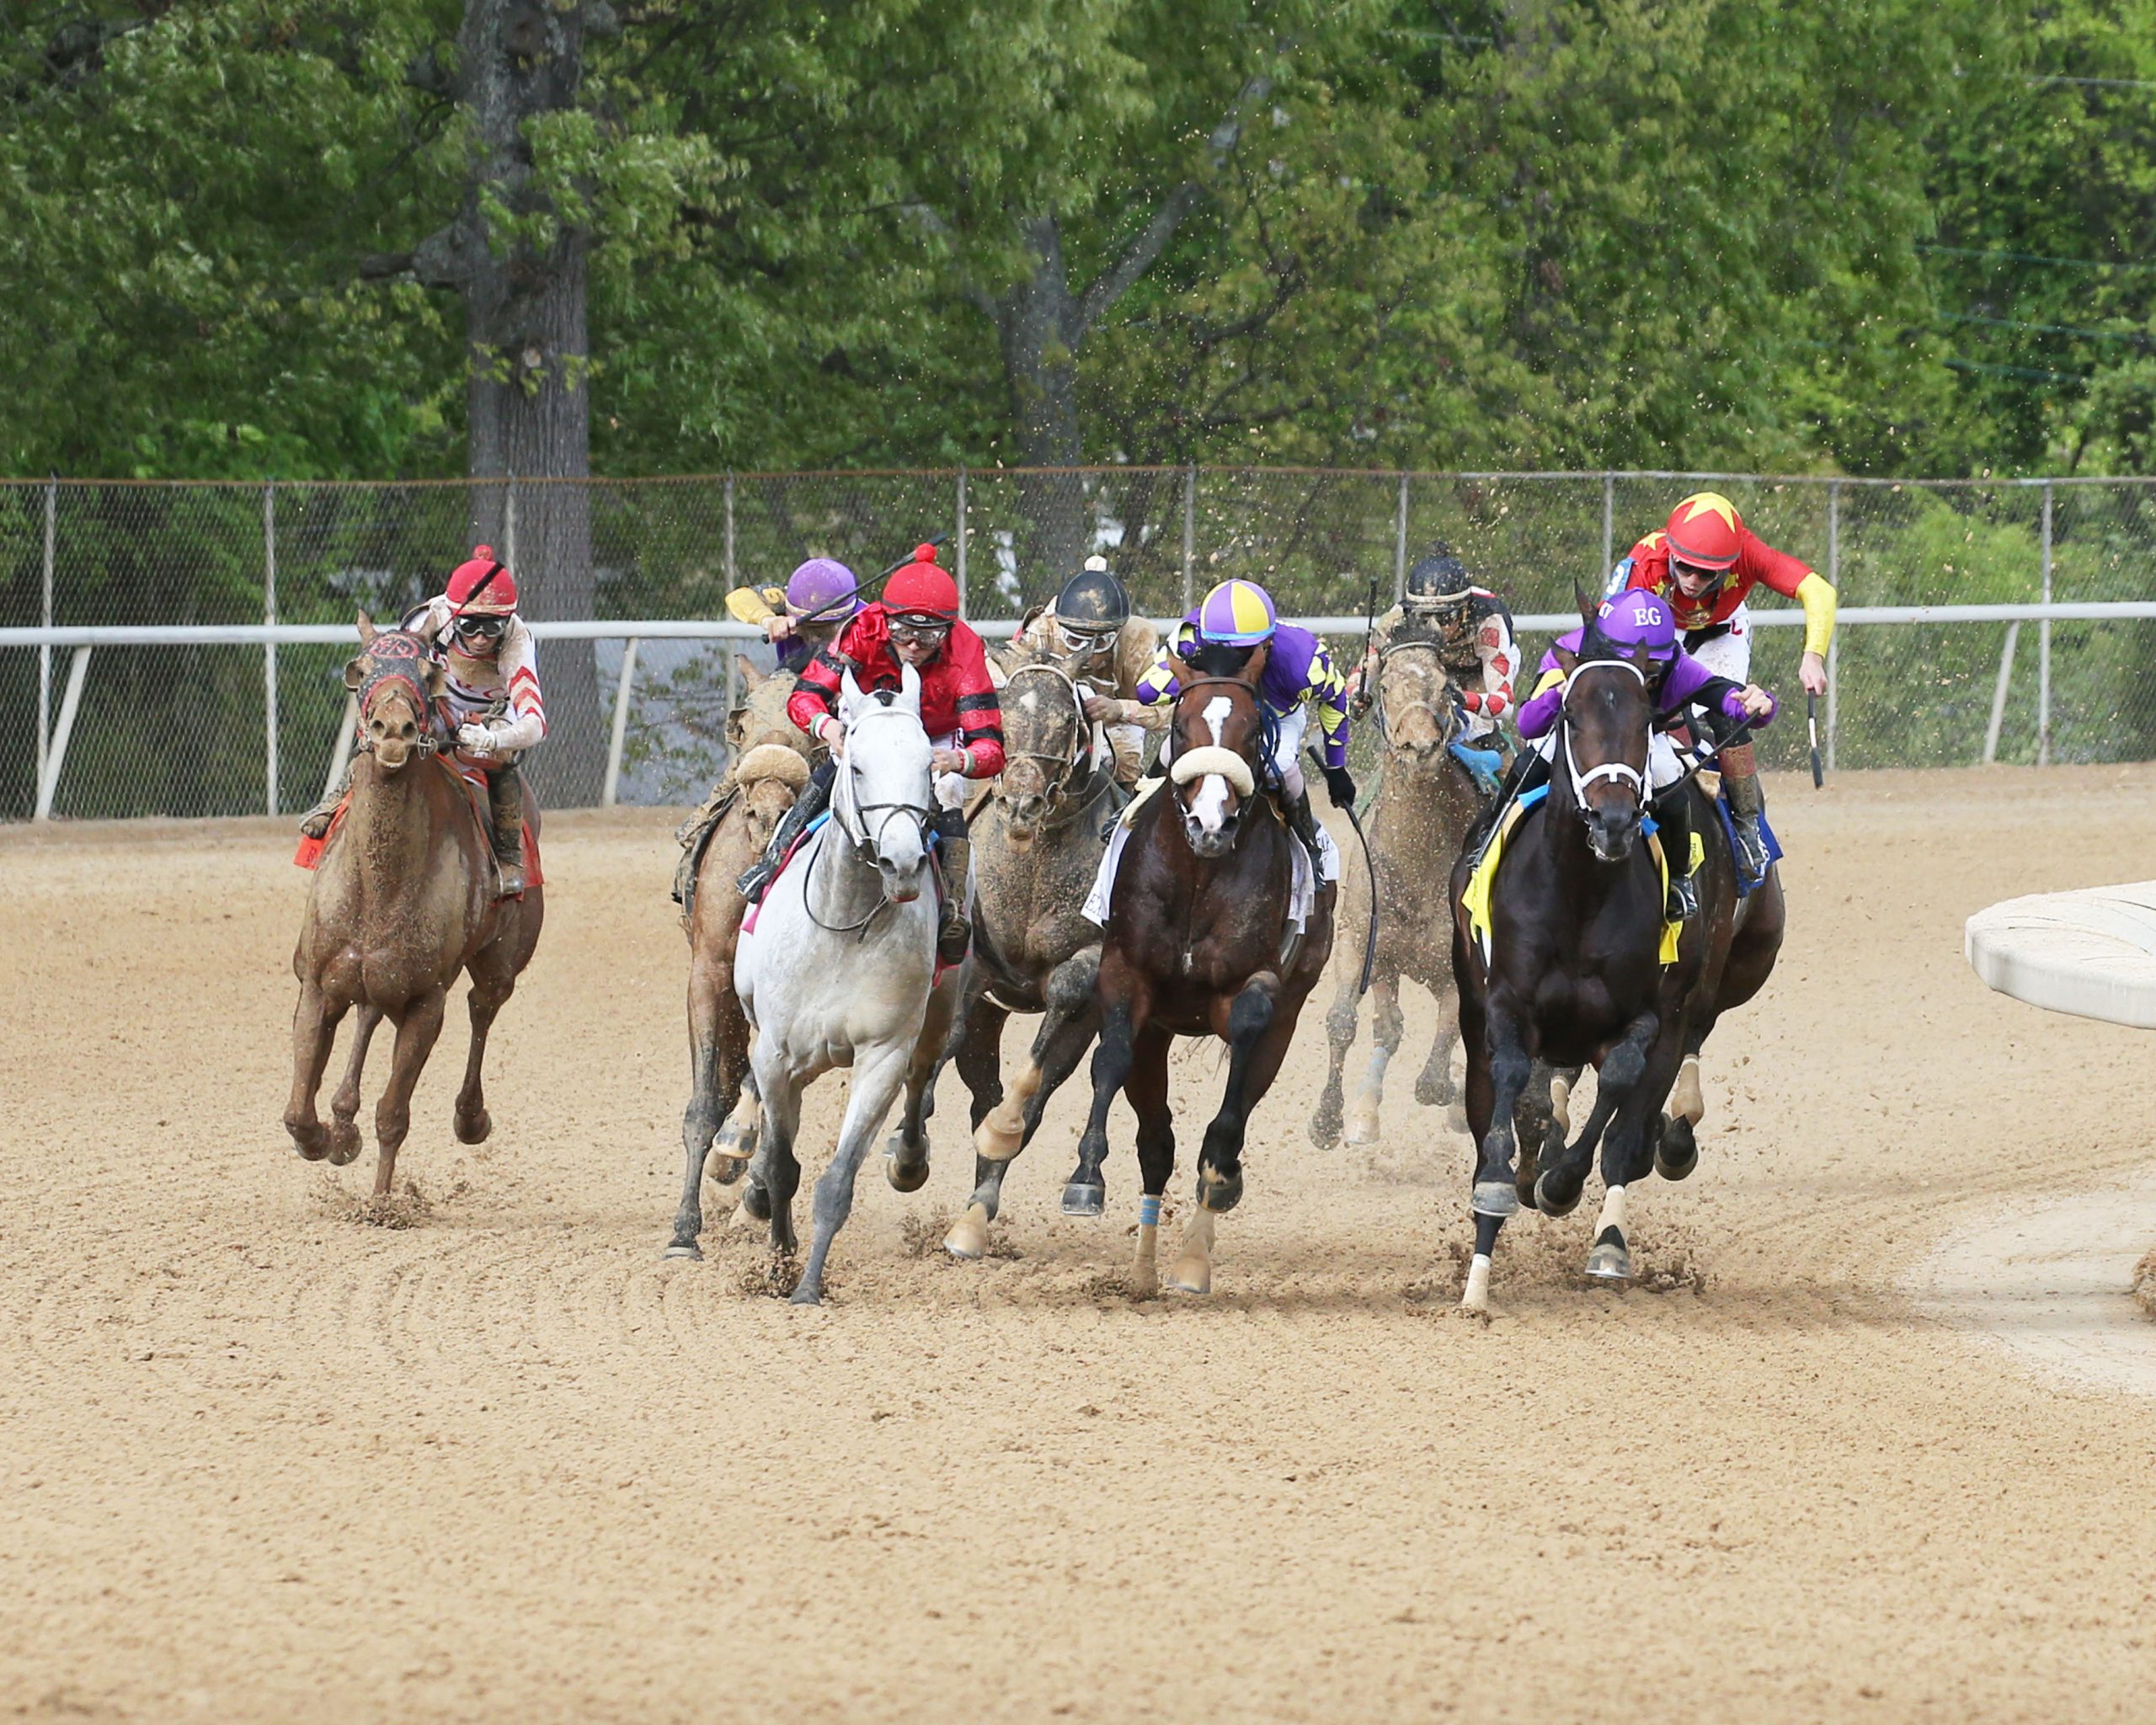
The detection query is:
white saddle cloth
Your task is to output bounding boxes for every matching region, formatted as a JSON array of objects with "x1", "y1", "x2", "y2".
[{"x1": 1082, "y1": 802, "x2": 1340, "y2": 931}]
